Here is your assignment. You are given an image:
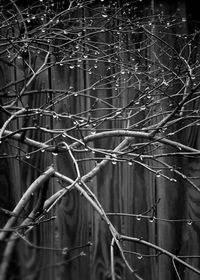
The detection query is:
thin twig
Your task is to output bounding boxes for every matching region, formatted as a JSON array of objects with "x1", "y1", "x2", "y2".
[{"x1": 120, "y1": 235, "x2": 200, "y2": 276}]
